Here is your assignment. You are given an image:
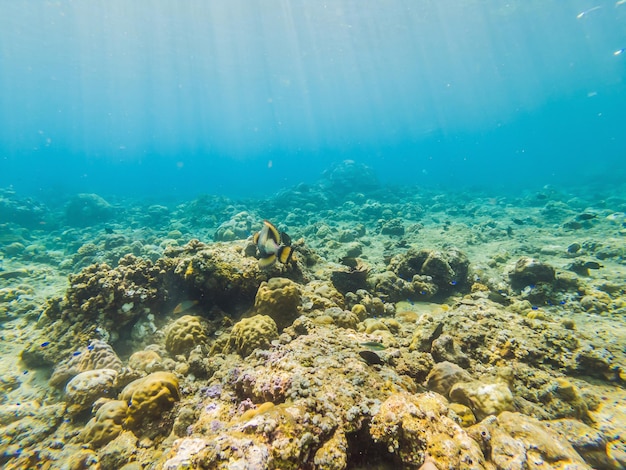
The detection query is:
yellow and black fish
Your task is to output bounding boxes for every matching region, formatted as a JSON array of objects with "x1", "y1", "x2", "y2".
[{"x1": 253, "y1": 220, "x2": 294, "y2": 269}]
